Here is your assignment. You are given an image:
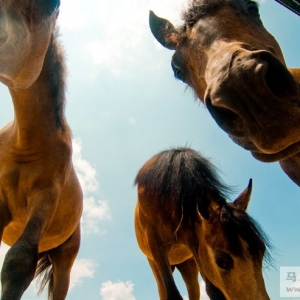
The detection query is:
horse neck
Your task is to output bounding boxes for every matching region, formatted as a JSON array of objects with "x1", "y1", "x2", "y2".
[{"x1": 8, "y1": 33, "x2": 68, "y2": 148}]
